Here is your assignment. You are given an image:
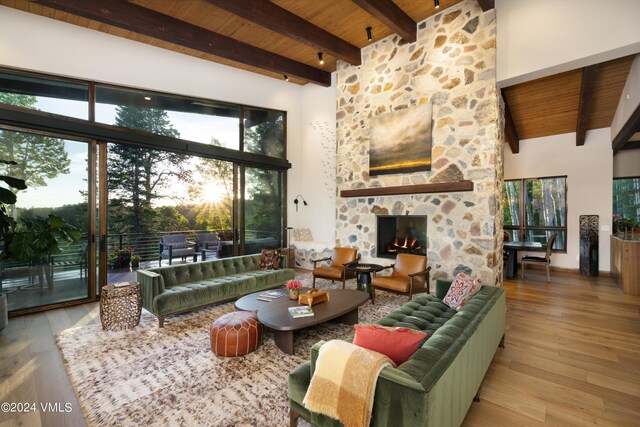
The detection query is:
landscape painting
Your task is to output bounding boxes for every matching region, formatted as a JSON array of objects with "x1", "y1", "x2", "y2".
[{"x1": 369, "y1": 103, "x2": 432, "y2": 176}]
